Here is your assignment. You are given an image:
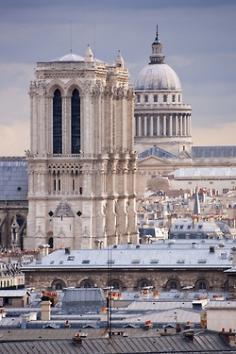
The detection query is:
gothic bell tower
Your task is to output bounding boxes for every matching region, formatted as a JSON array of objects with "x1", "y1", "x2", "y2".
[{"x1": 25, "y1": 47, "x2": 138, "y2": 250}]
